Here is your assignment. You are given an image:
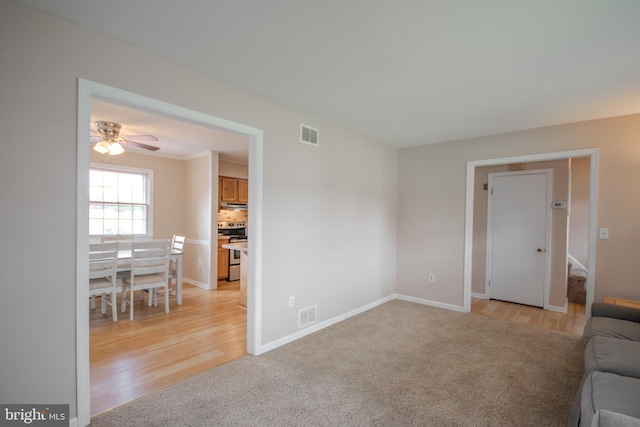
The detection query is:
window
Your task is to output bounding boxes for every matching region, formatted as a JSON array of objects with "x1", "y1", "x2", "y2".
[{"x1": 89, "y1": 165, "x2": 152, "y2": 236}]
